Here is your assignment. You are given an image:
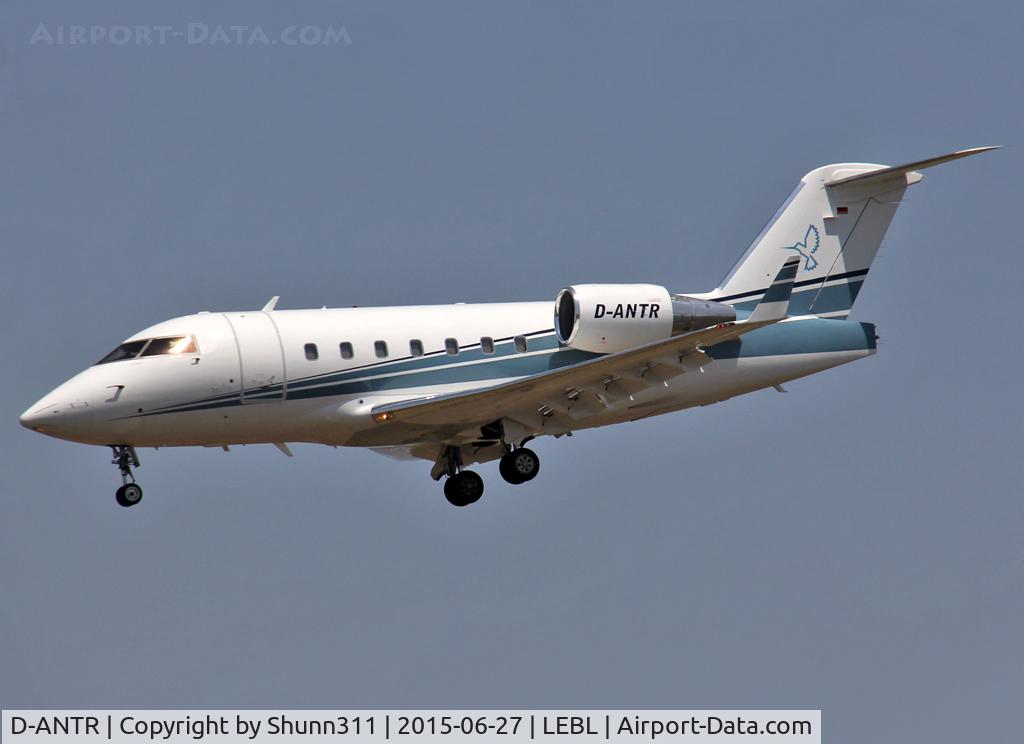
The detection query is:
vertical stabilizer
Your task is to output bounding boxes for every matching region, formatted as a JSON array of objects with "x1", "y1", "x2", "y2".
[{"x1": 709, "y1": 147, "x2": 998, "y2": 318}]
